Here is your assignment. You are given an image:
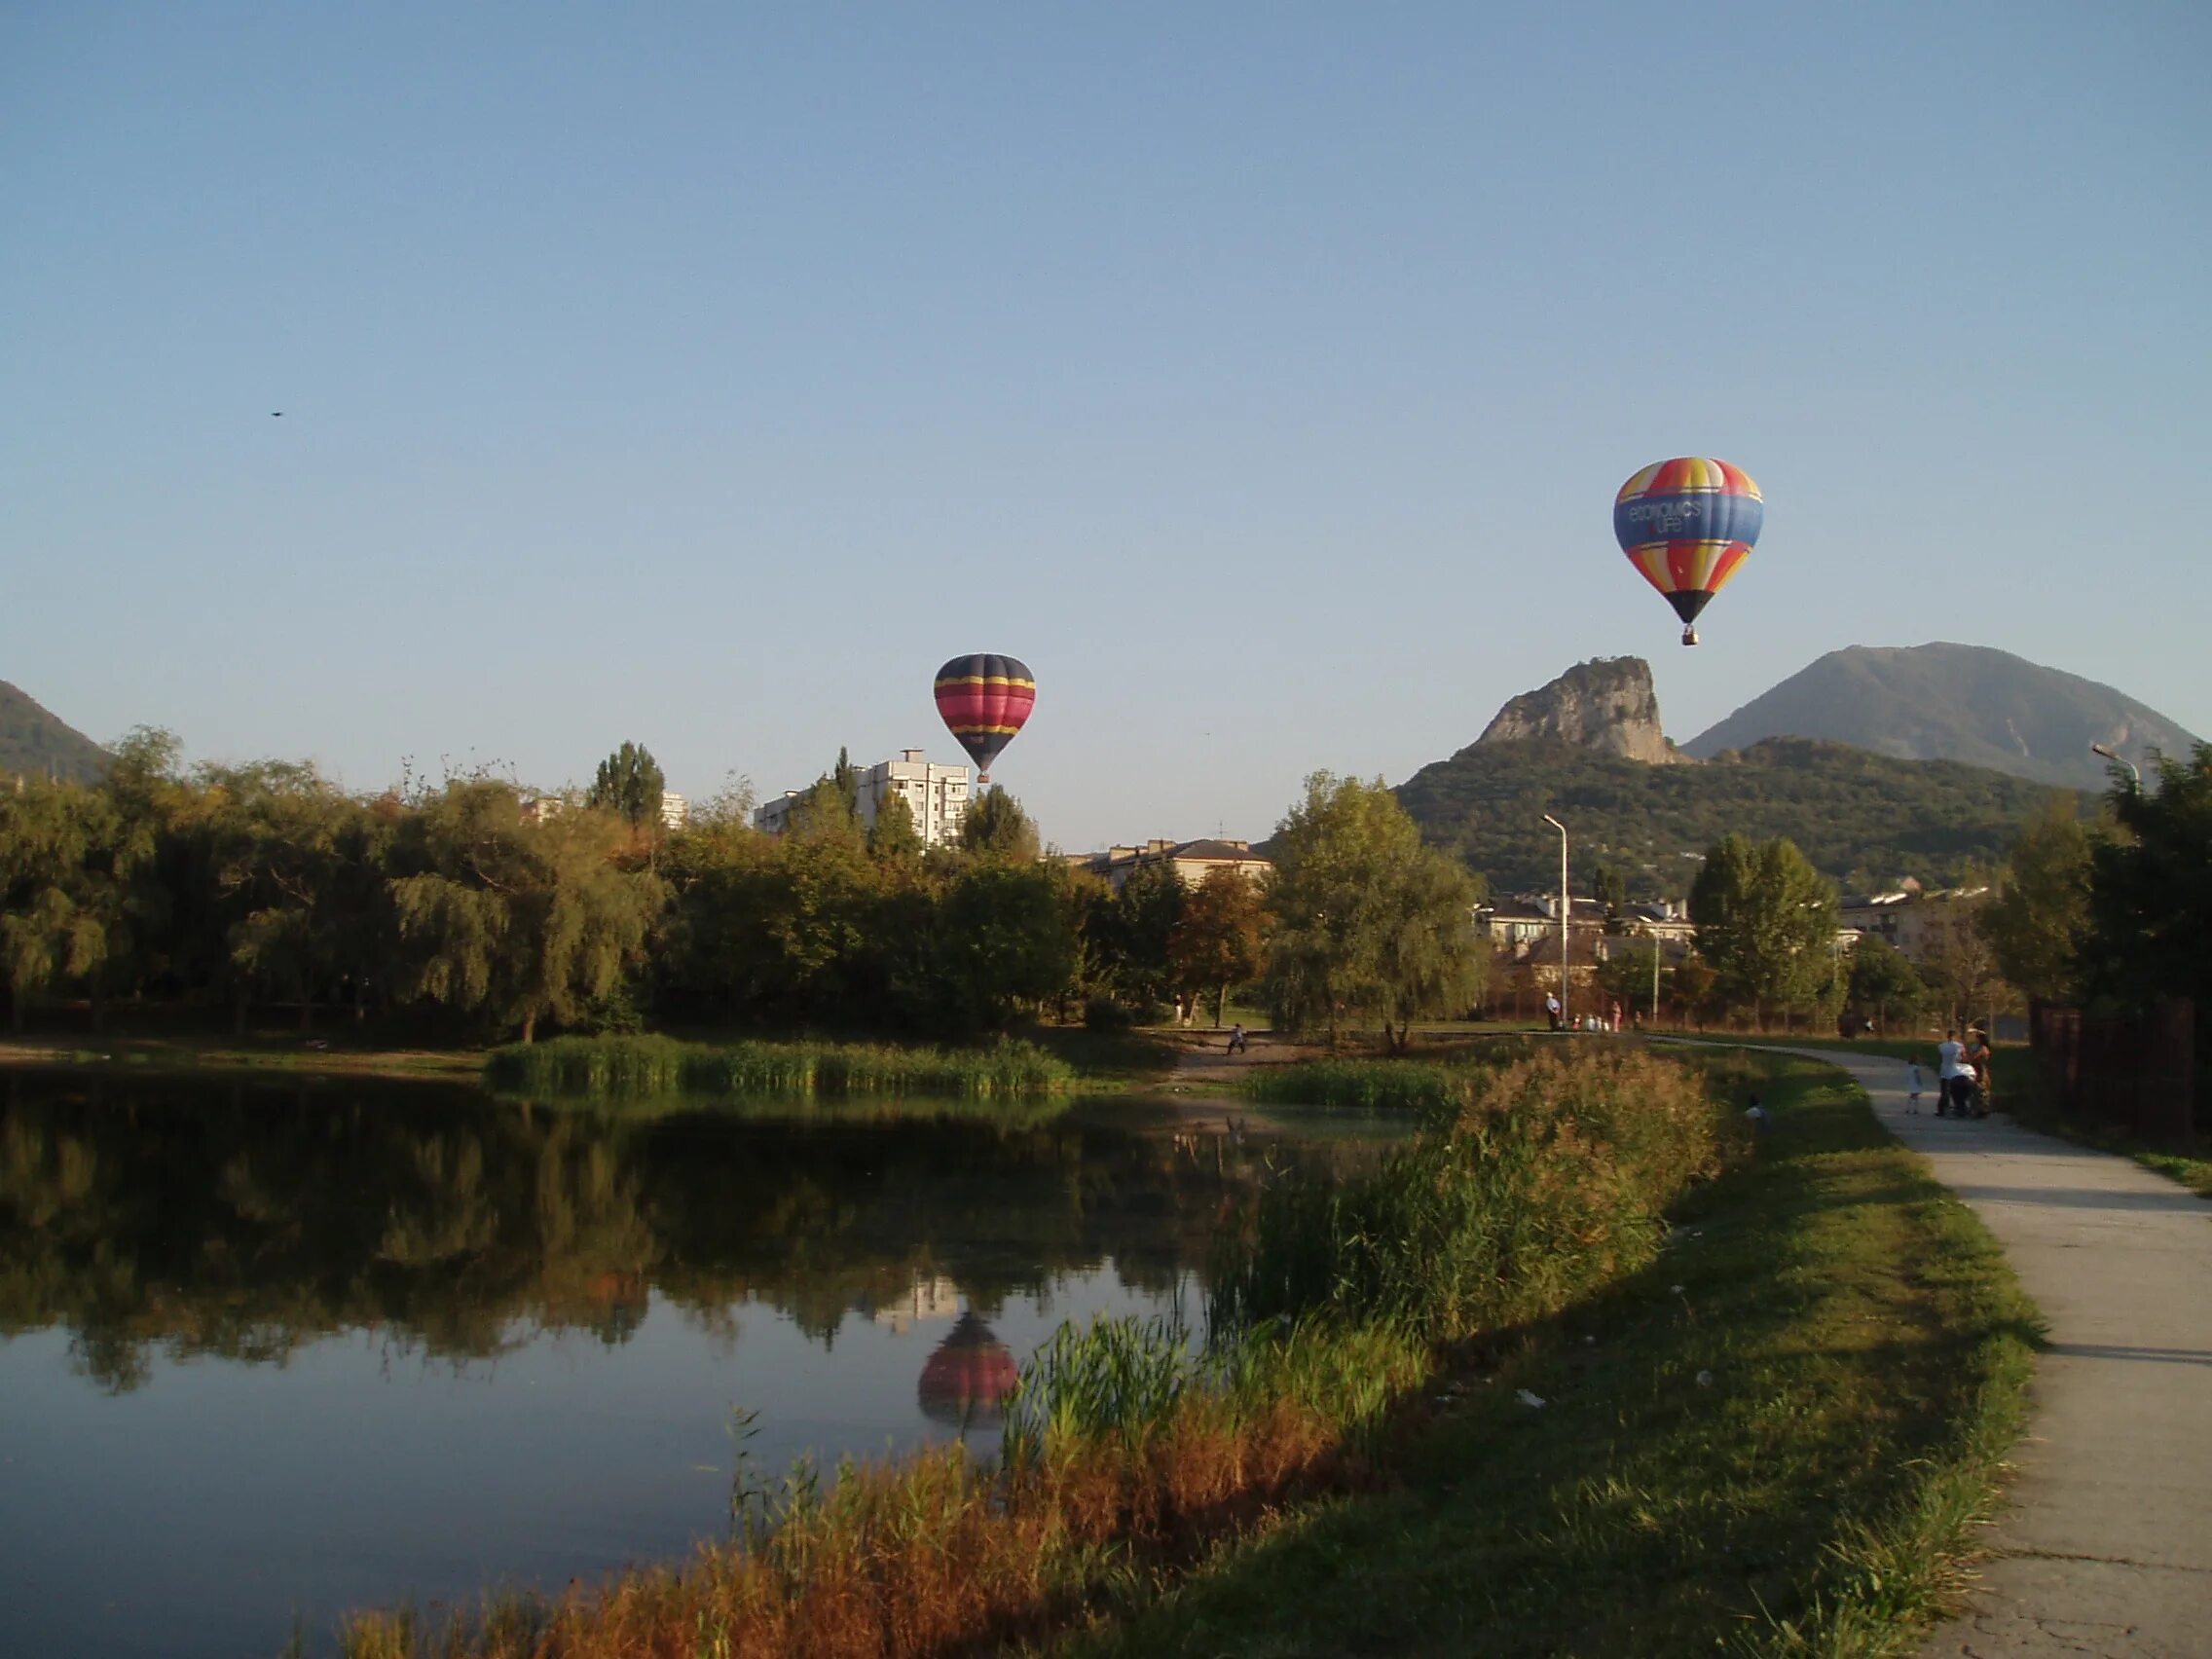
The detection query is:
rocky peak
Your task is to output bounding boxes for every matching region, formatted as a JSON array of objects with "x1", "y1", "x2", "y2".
[{"x1": 1476, "y1": 657, "x2": 1684, "y2": 765}]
